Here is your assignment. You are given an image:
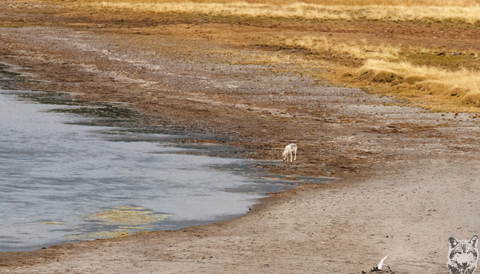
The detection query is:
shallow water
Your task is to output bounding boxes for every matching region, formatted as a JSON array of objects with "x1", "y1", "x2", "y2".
[{"x1": 0, "y1": 70, "x2": 330, "y2": 252}]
